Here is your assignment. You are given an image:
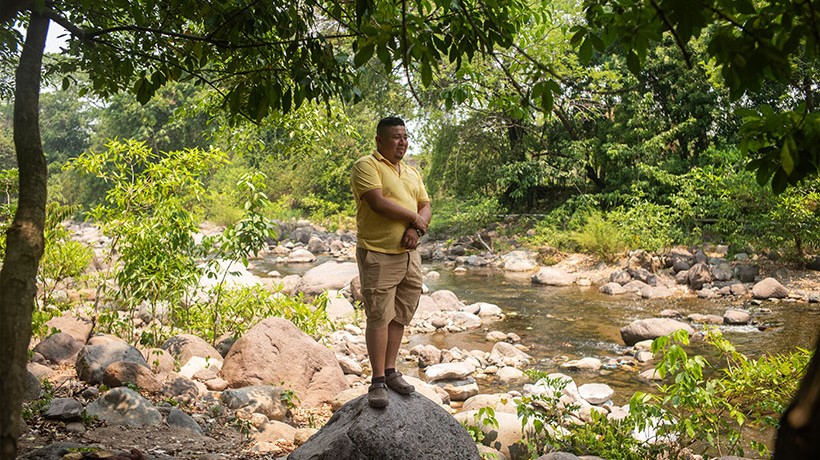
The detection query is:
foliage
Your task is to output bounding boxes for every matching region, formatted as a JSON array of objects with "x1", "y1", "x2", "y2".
[
  {"x1": 178, "y1": 286, "x2": 332, "y2": 343},
  {"x1": 570, "y1": 212, "x2": 628, "y2": 261},
  {"x1": 516, "y1": 331, "x2": 811, "y2": 459},
  {"x1": 607, "y1": 200, "x2": 678, "y2": 253},
  {"x1": 765, "y1": 175, "x2": 820, "y2": 258},
  {"x1": 577, "y1": 0, "x2": 820, "y2": 190},
  {"x1": 34, "y1": 202, "x2": 93, "y2": 337},
  {"x1": 427, "y1": 196, "x2": 503, "y2": 239}
]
